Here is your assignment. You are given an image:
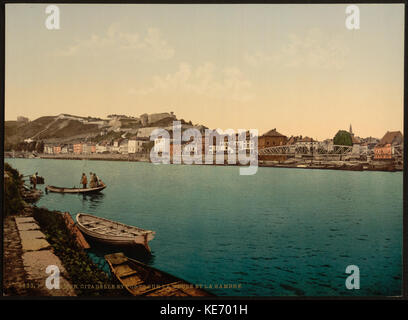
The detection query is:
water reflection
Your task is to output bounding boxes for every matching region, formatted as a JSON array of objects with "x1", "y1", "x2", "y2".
[
  {"x1": 86, "y1": 239, "x2": 155, "y2": 274},
  {"x1": 81, "y1": 193, "x2": 105, "y2": 209}
]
